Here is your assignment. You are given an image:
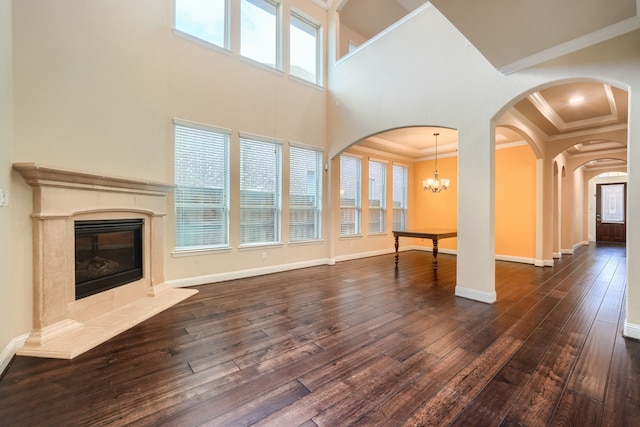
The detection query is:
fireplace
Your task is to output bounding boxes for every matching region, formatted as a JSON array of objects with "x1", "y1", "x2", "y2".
[
  {"x1": 13, "y1": 162, "x2": 198, "y2": 359},
  {"x1": 75, "y1": 219, "x2": 144, "y2": 300}
]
